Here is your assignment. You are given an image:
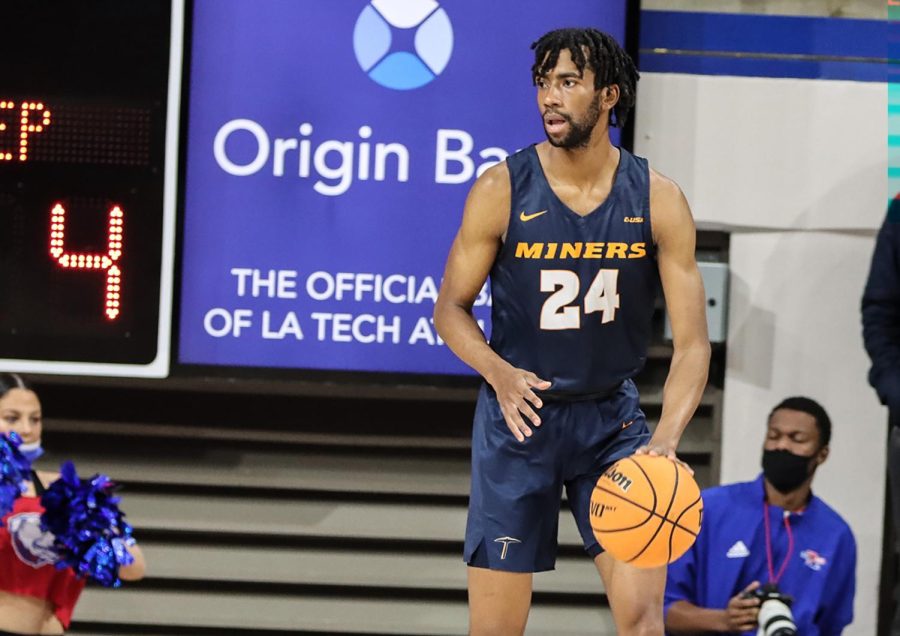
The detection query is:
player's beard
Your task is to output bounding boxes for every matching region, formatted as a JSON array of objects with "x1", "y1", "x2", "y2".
[{"x1": 545, "y1": 93, "x2": 602, "y2": 149}]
